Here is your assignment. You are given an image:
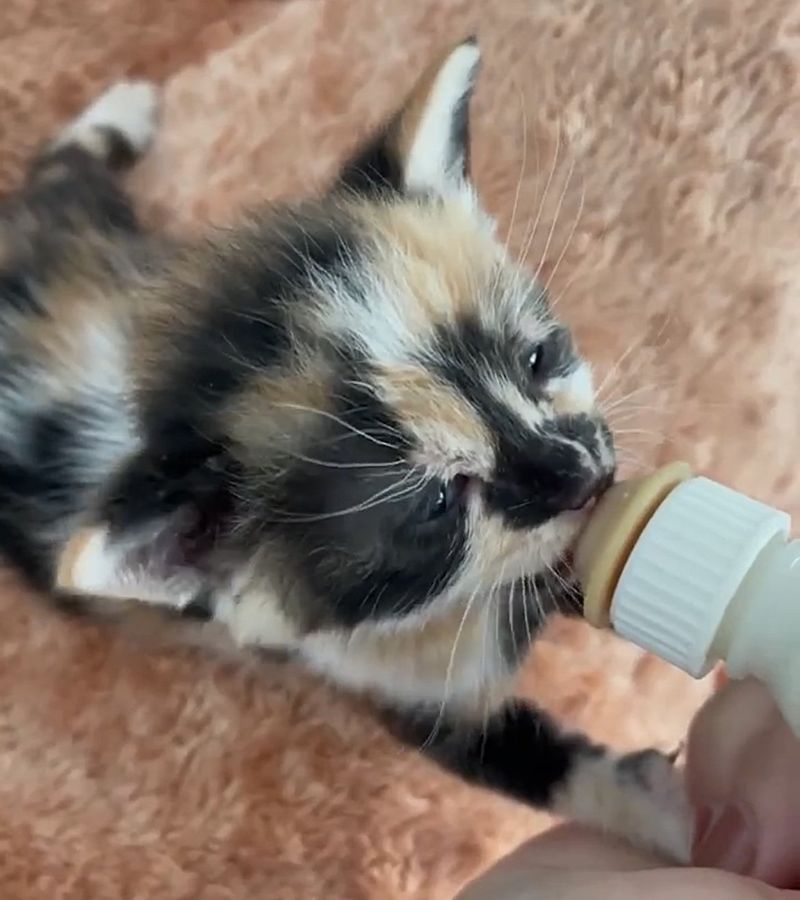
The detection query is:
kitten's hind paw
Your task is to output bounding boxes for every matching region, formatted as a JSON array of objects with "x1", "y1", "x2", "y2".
[{"x1": 53, "y1": 80, "x2": 161, "y2": 168}]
